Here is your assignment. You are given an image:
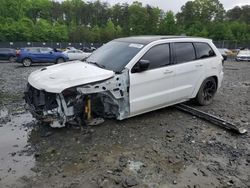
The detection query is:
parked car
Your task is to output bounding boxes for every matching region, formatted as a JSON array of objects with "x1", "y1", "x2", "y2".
[
  {"x1": 0, "y1": 48, "x2": 17, "y2": 62},
  {"x1": 82, "y1": 47, "x2": 96, "y2": 53},
  {"x1": 66, "y1": 47, "x2": 77, "y2": 50},
  {"x1": 63, "y1": 49, "x2": 91, "y2": 61},
  {"x1": 235, "y1": 49, "x2": 250, "y2": 62},
  {"x1": 218, "y1": 48, "x2": 230, "y2": 61},
  {"x1": 16, "y1": 47, "x2": 69, "y2": 67},
  {"x1": 25, "y1": 36, "x2": 224, "y2": 128}
]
